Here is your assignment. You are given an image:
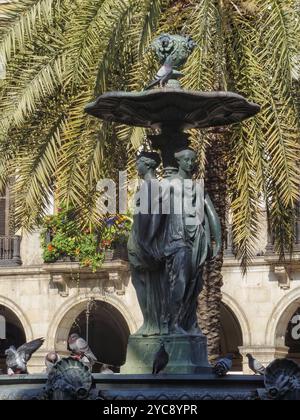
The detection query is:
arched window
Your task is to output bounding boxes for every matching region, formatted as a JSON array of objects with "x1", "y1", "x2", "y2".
[
  {"x1": 59, "y1": 300, "x2": 130, "y2": 373},
  {"x1": 285, "y1": 307, "x2": 300, "y2": 364},
  {"x1": 0, "y1": 306, "x2": 26, "y2": 373},
  {"x1": 220, "y1": 302, "x2": 243, "y2": 371}
]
